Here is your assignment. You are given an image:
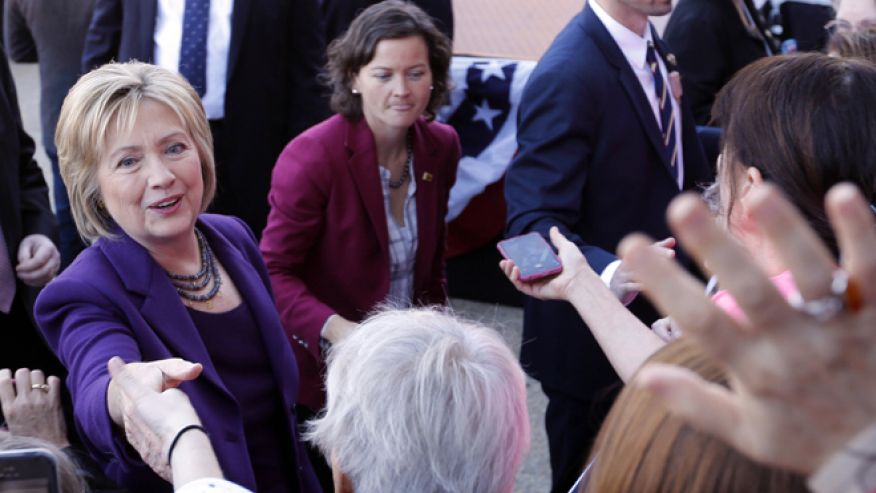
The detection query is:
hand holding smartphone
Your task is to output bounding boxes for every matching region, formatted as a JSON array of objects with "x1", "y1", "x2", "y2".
[{"x1": 497, "y1": 232, "x2": 563, "y2": 282}]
